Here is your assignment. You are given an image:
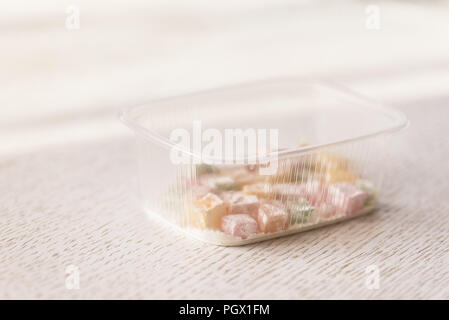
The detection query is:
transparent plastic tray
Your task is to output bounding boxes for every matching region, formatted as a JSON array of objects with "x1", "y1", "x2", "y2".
[{"x1": 121, "y1": 79, "x2": 408, "y2": 246}]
